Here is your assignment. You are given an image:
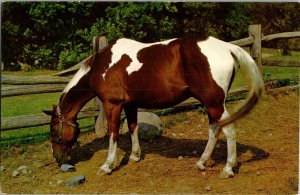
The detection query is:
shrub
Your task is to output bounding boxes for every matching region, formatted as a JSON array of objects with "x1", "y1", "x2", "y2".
[{"x1": 57, "y1": 44, "x2": 91, "y2": 70}]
